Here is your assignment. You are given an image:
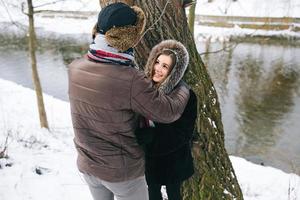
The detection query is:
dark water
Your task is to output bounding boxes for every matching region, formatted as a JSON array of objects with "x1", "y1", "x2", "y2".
[
  {"x1": 197, "y1": 40, "x2": 300, "y2": 174},
  {"x1": 0, "y1": 48, "x2": 69, "y2": 100},
  {"x1": 0, "y1": 37, "x2": 85, "y2": 101},
  {"x1": 0, "y1": 39, "x2": 299, "y2": 174}
]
